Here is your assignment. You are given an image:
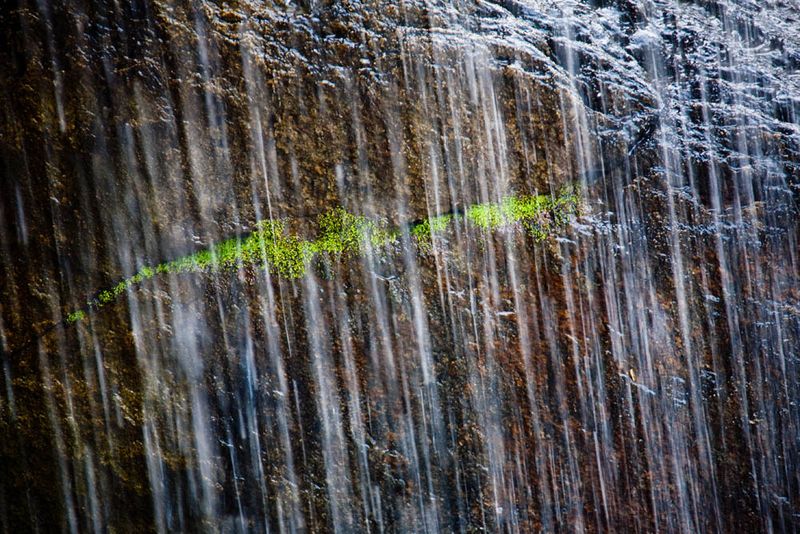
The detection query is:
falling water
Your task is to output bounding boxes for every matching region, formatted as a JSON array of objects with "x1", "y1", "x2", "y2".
[{"x1": 1, "y1": 0, "x2": 798, "y2": 532}]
